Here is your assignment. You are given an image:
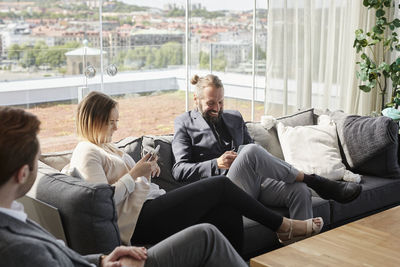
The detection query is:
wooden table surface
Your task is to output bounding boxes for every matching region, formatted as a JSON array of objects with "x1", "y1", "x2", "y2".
[{"x1": 250, "y1": 205, "x2": 400, "y2": 267}]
